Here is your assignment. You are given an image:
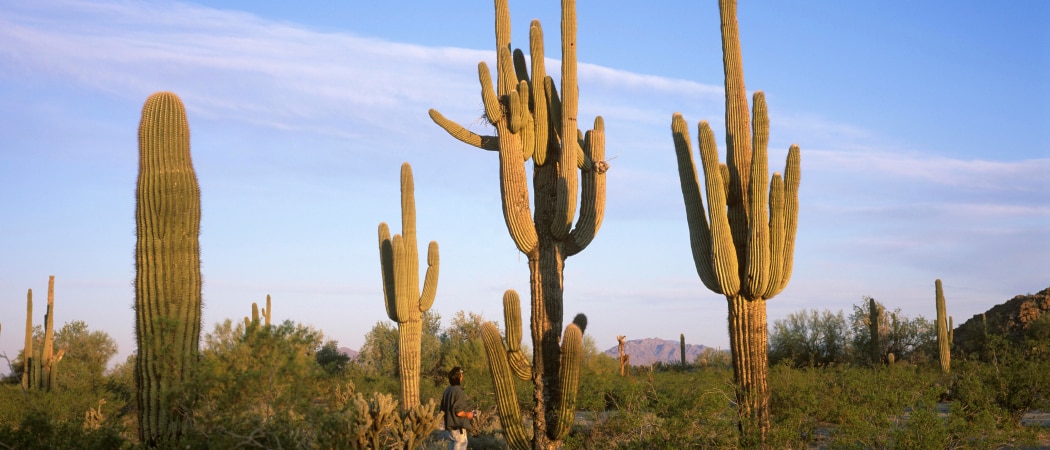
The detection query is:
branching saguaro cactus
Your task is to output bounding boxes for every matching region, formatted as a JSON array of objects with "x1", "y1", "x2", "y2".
[
  {"x1": 135, "y1": 91, "x2": 202, "y2": 446},
  {"x1": 22, "y1": 276, "x2": 65, "y2": 392},
  {"x1": 617, "y1": 335, "x2": 629, "y2": 377},
  {"x1": 244, "y1": 295, "x2": 273, "y2": 328},
  {"x1": 935, "y1": 279, "x2": 952, "y2": 374},
  {"x1": 429, "y1": 0, "x2": 606, "y2": 447},
  {"x1": 670, "y1": 0, "x2": 801, "y2": 444},
  {"x1": 378, "y1": 162, "x2": 439, "y2": 411}
]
